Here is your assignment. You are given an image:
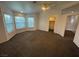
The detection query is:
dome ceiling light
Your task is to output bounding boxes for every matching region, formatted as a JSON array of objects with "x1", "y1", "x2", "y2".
[
  {"x1": 41, "y1": 3, "x2": 50, "y2": 11},
  {"x1": 33, "y1": 2, "x2": 56, "y2": 11},
  {"x1": 40, "y1": 2, "x2": 56, "y2": 11}
]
